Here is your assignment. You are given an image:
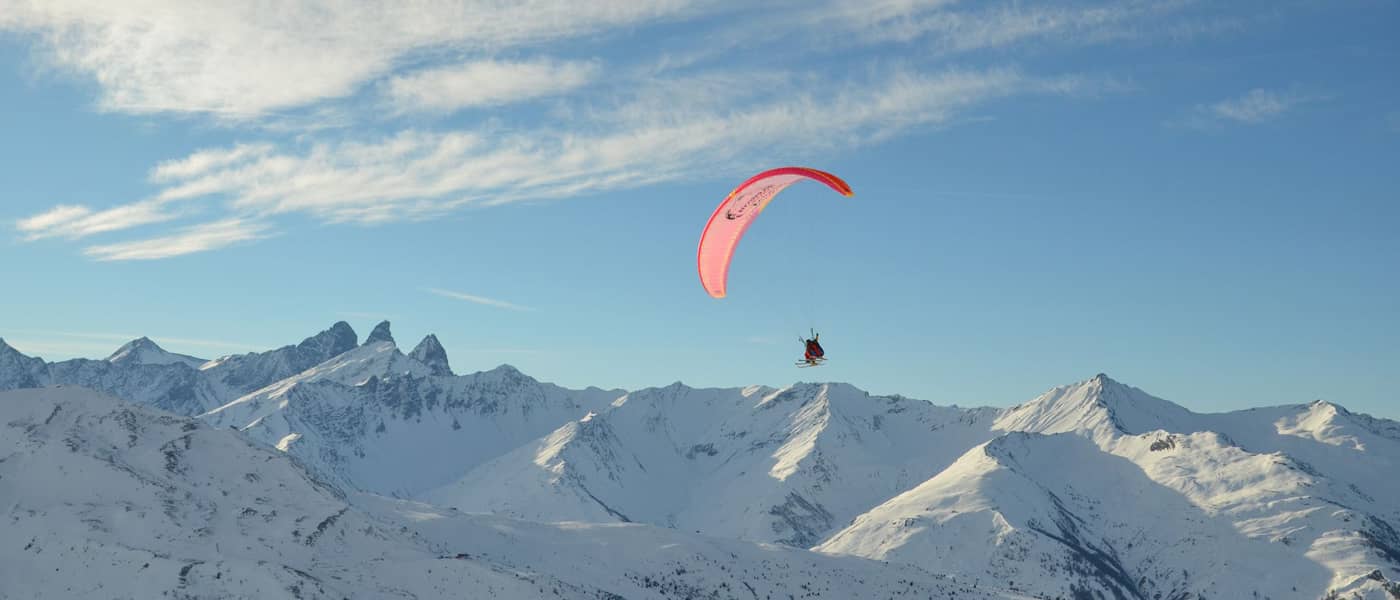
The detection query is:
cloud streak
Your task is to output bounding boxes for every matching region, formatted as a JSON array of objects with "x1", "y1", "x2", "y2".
[
  {"x1": 1207, "y1": 88, "x2": 1309, "y2": 123},
  {"x1": 425, "y1": 288, "x2": 535, "y2": 312},
  {"x1": 17, "y1": 200, "x2": 178, "y2": 240},
  {"x1": 386, "y1": 59, "x2": 600, "y2": 114},
  {"x1": 82, "y1": 218, "x2": 271, "y2": 261},
  {"x1": 1173, "y1": 88, "x2": 1320, "y2": 129}
]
